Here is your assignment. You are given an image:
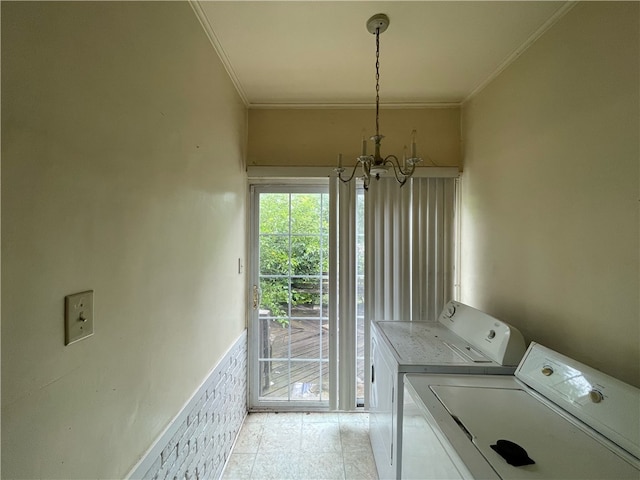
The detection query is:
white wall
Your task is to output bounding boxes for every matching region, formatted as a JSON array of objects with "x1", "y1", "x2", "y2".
[
  {"x1": 461, "y1": 2, "x2": 639, "y2": 386},
  {"x1": 1, "y1": 2, "x2": 247, "y2": 478}
]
